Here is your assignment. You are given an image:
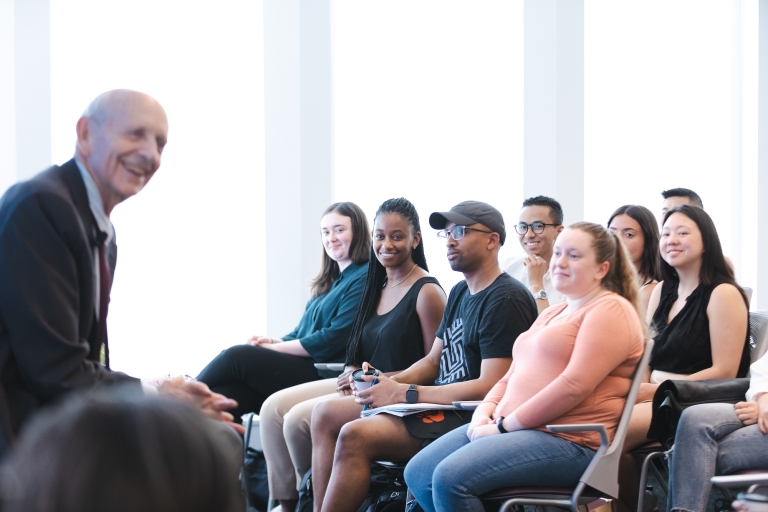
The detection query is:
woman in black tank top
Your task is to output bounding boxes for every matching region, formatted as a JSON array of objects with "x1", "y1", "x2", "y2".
[
  {"x1": 342, "y1": 197, "x2": 446, "y2": 382},
  {"x1": 617, "y1": 205, "x2": 750, "y2": 510},
  {"x1": 260, "y1": 198, "x2": 446, "y2": 512}
]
